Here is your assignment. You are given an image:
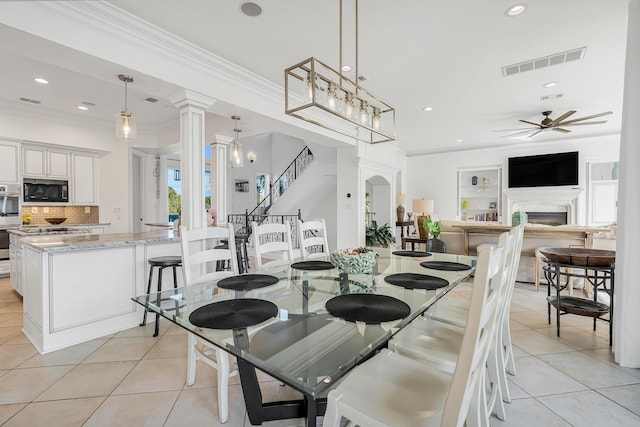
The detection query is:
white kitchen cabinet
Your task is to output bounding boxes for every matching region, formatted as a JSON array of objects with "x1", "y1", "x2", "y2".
[
  {"x1": 23, "y1": 146, "x2": 69, "y2": 179},
  {"x1": 0, "y1": 141, "x2": 20, "y2": 184},
  {"x1": 9, "y1": 237, "x2": 23, "y2": 296},
  {"x1": 71, "y1": 153, "x2": 97, "y2": 205},
  {"x1": 457, "y1": 167, "x2": 502, "y2": 222},
  {"x1": 588, "y1": 161, "x2": 618, "y2": 225}
]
